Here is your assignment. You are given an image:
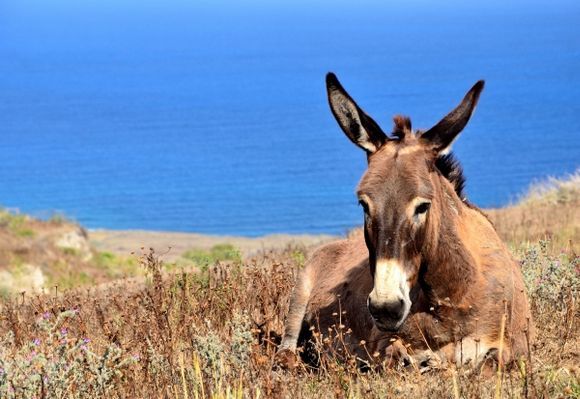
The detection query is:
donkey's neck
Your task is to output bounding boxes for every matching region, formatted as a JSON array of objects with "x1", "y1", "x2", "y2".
[{"x1": 422, "y1": 179, "x2": 478, "y2": 304}]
